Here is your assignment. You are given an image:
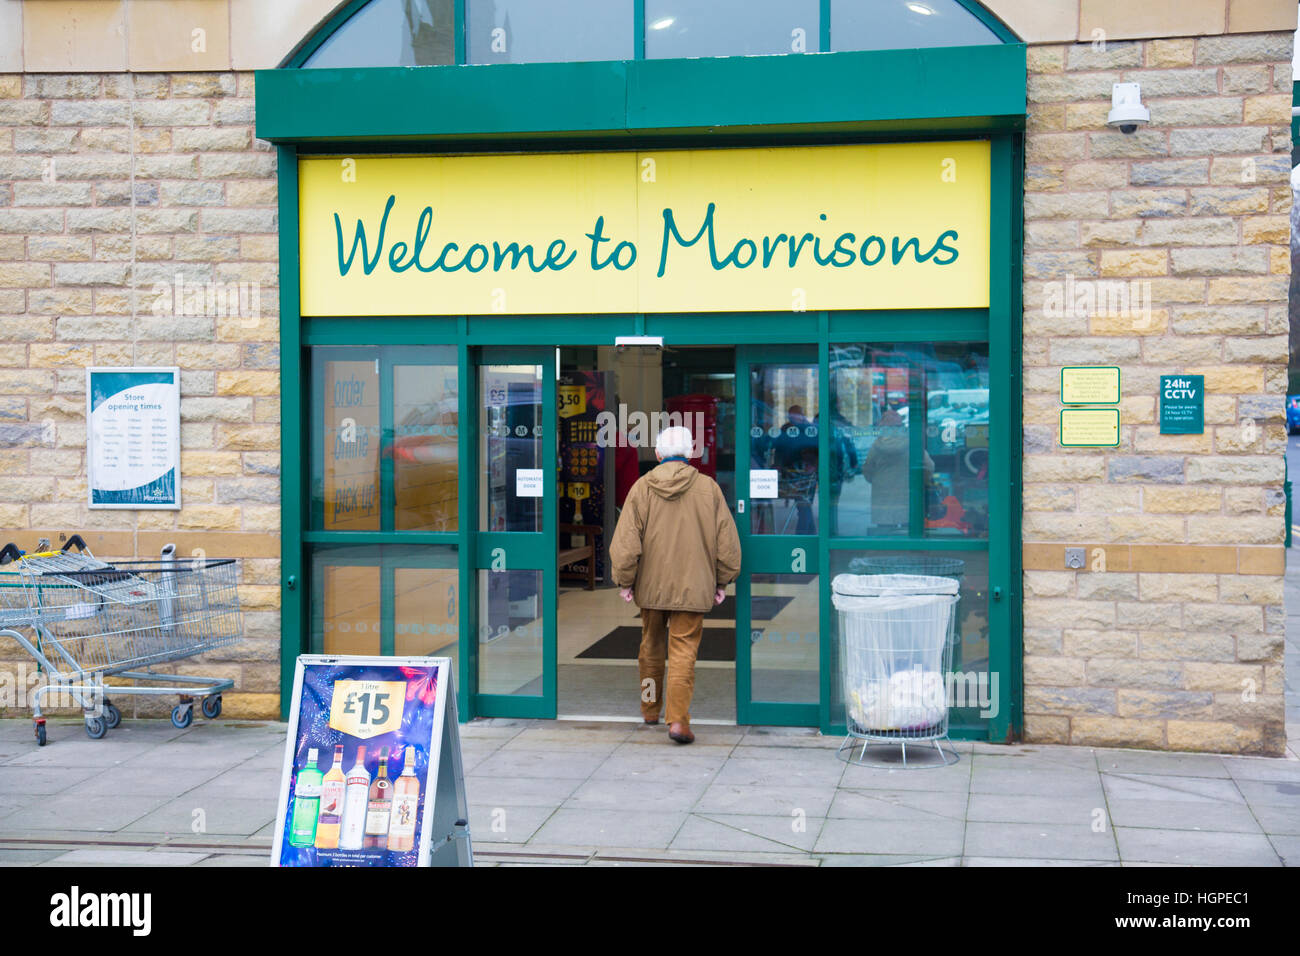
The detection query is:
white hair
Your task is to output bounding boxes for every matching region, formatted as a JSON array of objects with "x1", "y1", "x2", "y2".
[{"x1": 655, "y1": 425, "x2": 694, "y2": 459}]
